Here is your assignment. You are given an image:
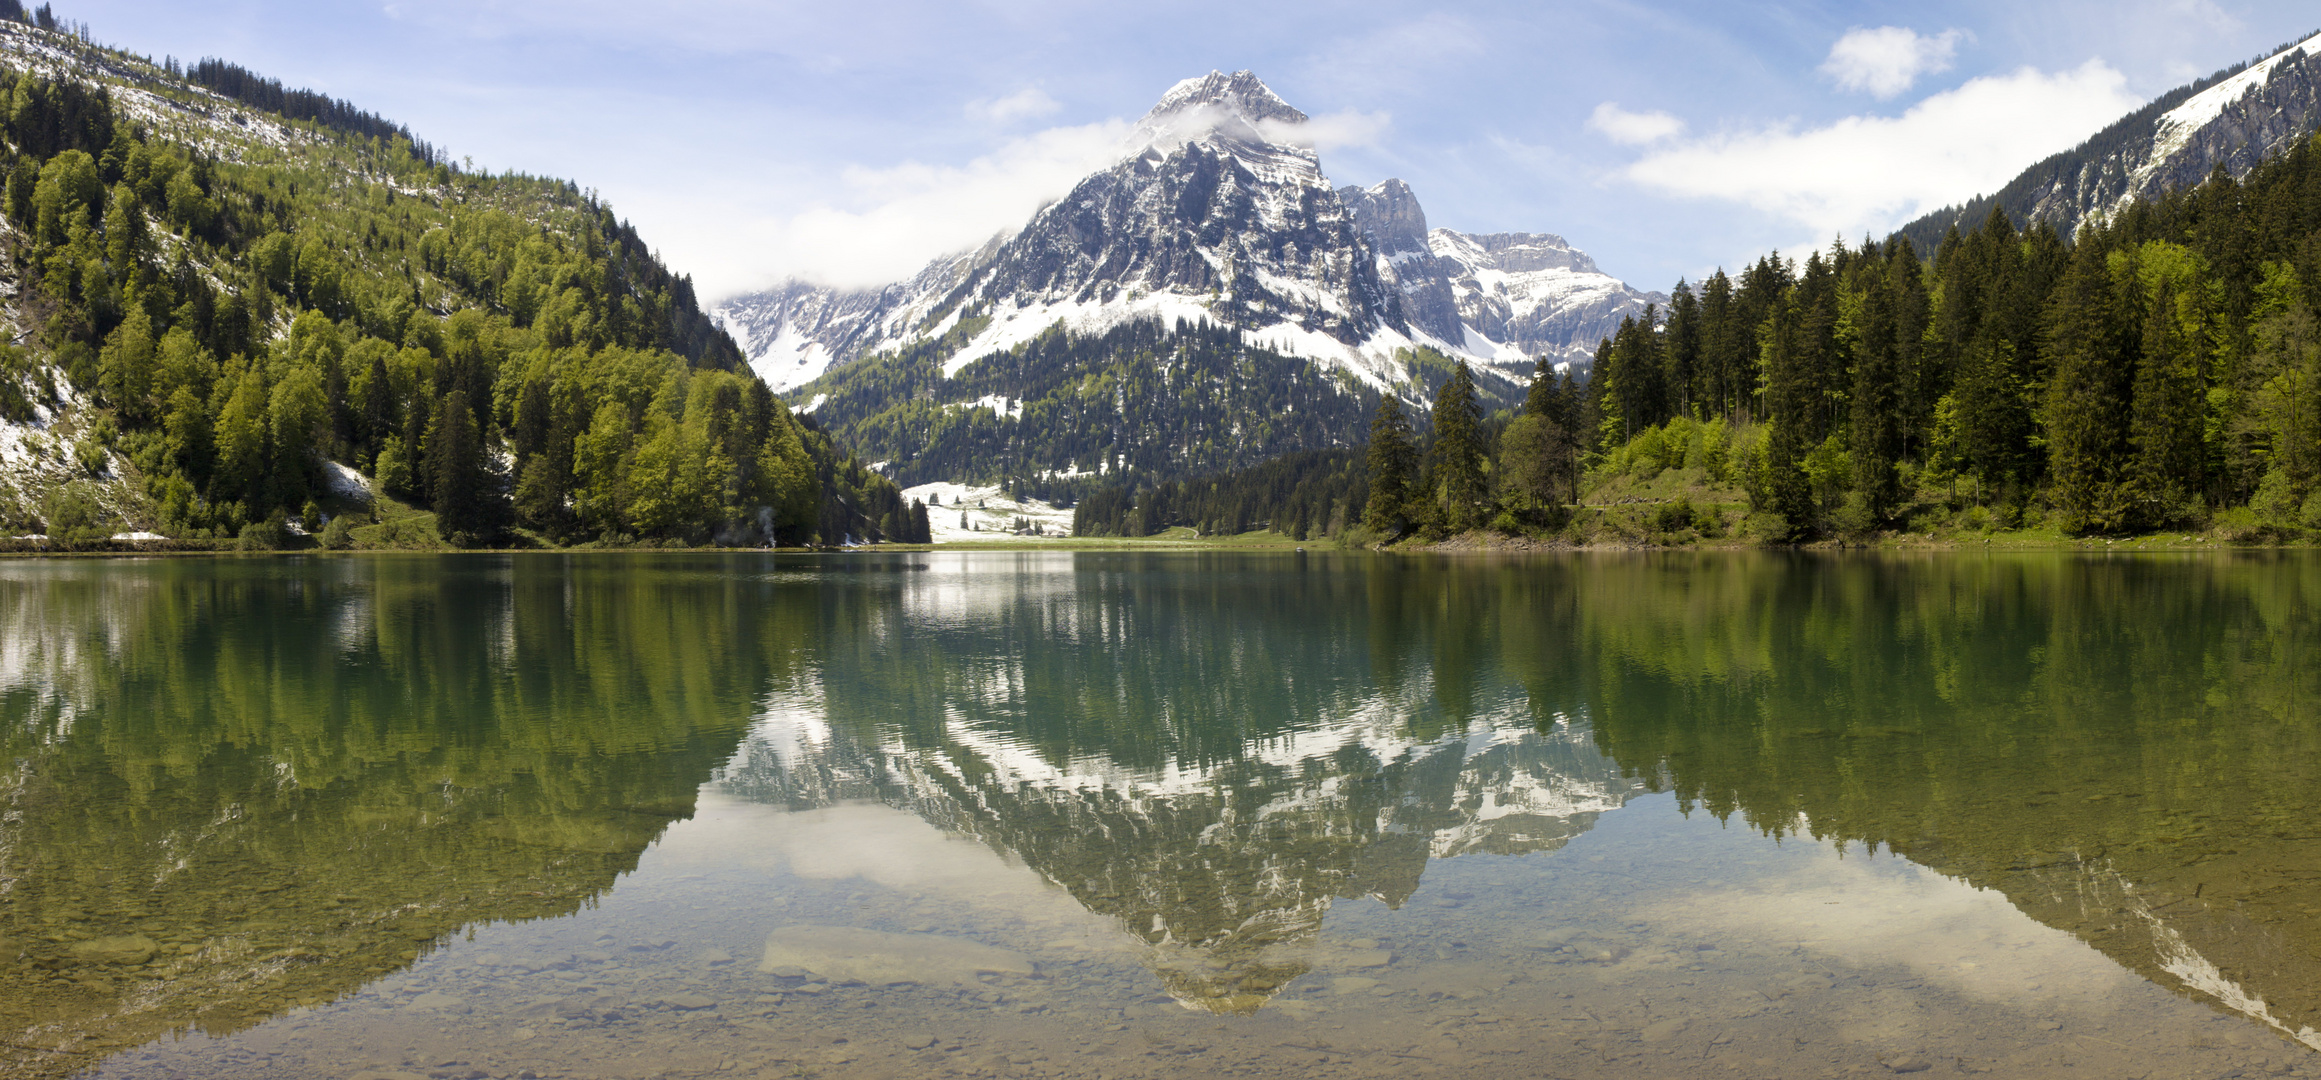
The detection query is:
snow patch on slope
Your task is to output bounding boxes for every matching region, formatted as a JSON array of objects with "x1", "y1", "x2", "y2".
[
  {"x1": 2152, "y1": 30, "x2": 2321, "y2": 157},
  {"x1": 902, "y1": 482, "x2": 1074, "y2": 540},
  {"x1": 2128, "y1": 29, "x2": 2321, "y2": 206}
]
